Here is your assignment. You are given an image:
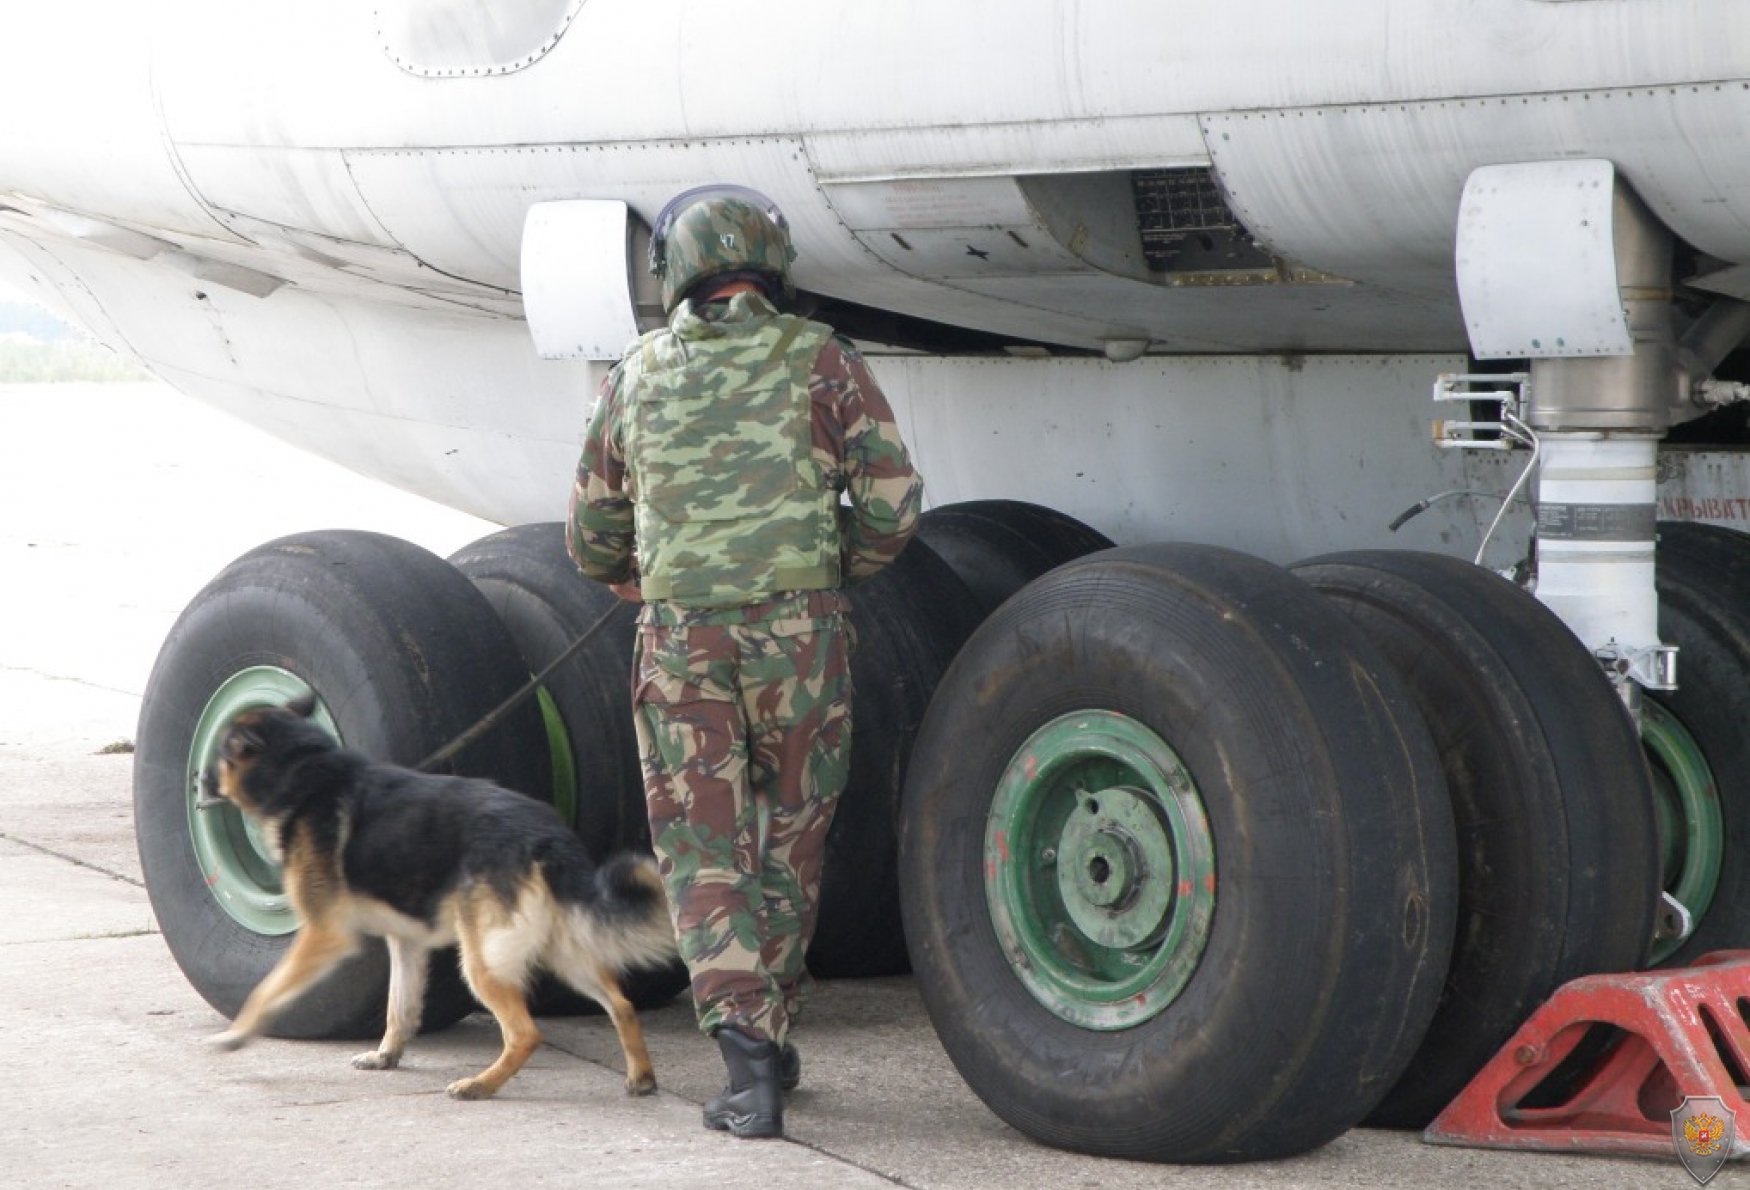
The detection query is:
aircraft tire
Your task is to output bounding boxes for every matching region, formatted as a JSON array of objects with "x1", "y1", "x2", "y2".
[
  {"x1": 1292, "y1": 550, "x2": 1659, "y2": 1128},
  {"x1": 916, "y1": 499, "x2": 1114, "y2": 618},
  {"x1": 134, "y1": 530, "x2": 552, "y2": 1039},
  {"x1": 811, "y1": 537, "x2": 984, "y2": 977},
  {"x1": 898, "y1": 543, "x2": 1457, "y2": 1162},
  {"x1": 450, "y1": 525, "x2": 984, "y2": 982},
  {"x1": 449, "y1": 522, "x2": 686, "y2": 1012},
  {"x1": 1644, "y1": 522, "x2": 1750, "y2": 966},
  {"x1": 448, "y1": 523, "x2": 643, "y2": 851}
]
